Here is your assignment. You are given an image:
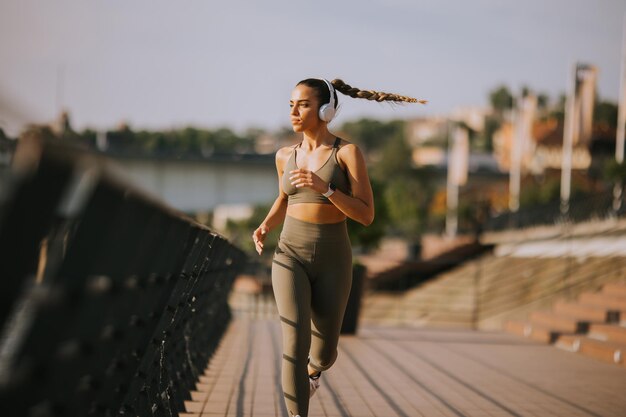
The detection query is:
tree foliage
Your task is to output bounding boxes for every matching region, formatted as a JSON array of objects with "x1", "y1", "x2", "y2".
[
  {"x1": 477, "y1": 115, "x2": 500, "y2": 152},
  {"x1": 356, "y1": 124, "x2": 434, "y2": 241},
  {"x1": 370, "y1": 130, "x2": 413, "y2": 182},
  {"x1": 604, "y1": 160, "x2": 626, "y2": 183},
  {"x1": 594, "y1": 101, "x2": 618, "y2": 129},
  {"x1": 77, "y1": 125, "x2": 261, "y2": 156},
  {"x1": 383, "y1": 173, "x2": 432, "y2": 240},
  {"x1": 489, "y1": 85, "x2": 514, "y2": 113},
  {"x1": 519, "y1": 178, "x2": 562, "y2": 207},
  {"x1": 339, "y1": 118, "x2": 435, "y2": 245},
  {"x1": 341, "y1": 118, "x2": 405, "y2": 154}
]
